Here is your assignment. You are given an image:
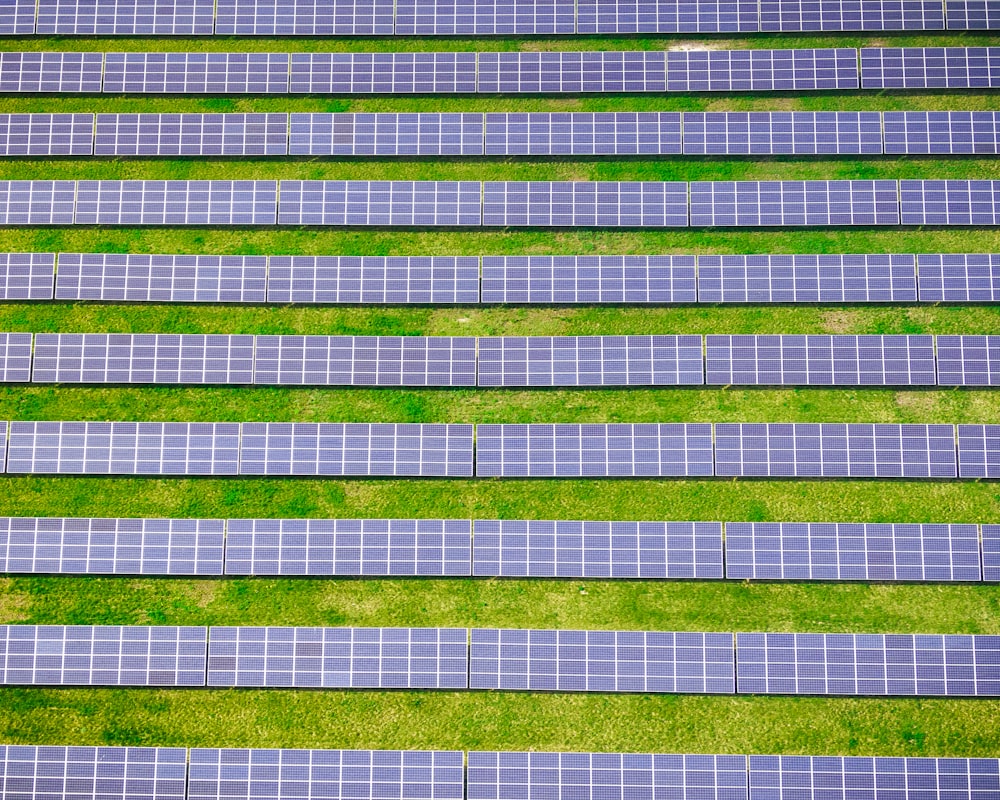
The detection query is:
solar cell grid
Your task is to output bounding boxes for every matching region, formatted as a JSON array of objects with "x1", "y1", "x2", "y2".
[
  {"x1": 0, "y1": 745, "x2": 189, "y2": 800},
  {"x1": 0, "y1": 113, "x2": 94, "y2": 157},
  {"x1": 0, "y1": 252, "x2": 55, "y2": 300},
  {"x1": 265, "y1": 255, "x2": 480, "y2": 304},
  {"x1": 760, "y1": 1, "x2": 945, "y2": 31},
  {"x1": 682, "y1": 111, "x2": 883, "y2": 156},
  {"x1": 664, "y1": 49, "x2": 859, "y2": 92},
  {"x1": 0, "y1": 517, "x2": 225, "y2": 575},
  {"x1": 95, "y1": 113, "x2": 288, "y2": 157},
  {"x1": 984, "y1": 525, "x2": 1000, "y2": 582},
  {"x1": 484, "y1": 112, "x2": 682, "y2": 156},
  {"x1": 0, "y1": 625, "x2": 208, "y2": 686},
  {"x1": 0, "y1": 181, "x2": 76, "y2": 226},
  {"x1": 479, "y1": 255, "x2": 698, "y2": 304},
  {"x1": 956, "y1": 424, "x2": 1000, "y2": 478},
  {"x1": 724, "y1": 522, "x2": 983, "y2": 582},
  {"x1": 917, "y1": 253, "x2": 1000, "y2": 302},
  {"x1": 900, "y1": 180, "x2": 1000, "y2": 226},
  {"x1": 289, "y1": 112, "x2": 484, "y2": 157},
  {"x1": 224, "y1": 518, "x2": 472, "y2": 576},
  {"x1": 35, "y1": 0, "x2": 216, "y2": 34},
  {"x1": 0, "y1": 332, "x2": 33, "y2": 383},
  {"x1": 0, "y1": 0, "x2": 37, "y2": 34},
  {"x1": 936, "y1": 335, "x2": 1000, "y2": 386},
  {"x1": 289, "y1": 53, "x2": 478, "y2": 94},
  {"x1": 471, "y1": 520, "x2": 724, "y2": 579},
  {"x1": 252, "y1": 335, "x2": 477, "y2": 386},
  {"x1": 469, "y1": 628, "x2": 736, "y2": 693},
  {"x1": 476, "y1": 335, "x2": 704, "y2": 387},
  {"x1": 206, "y1": 626, "x2": 469, "y2": 688},
  {"x1": 476, "y1": 52, "x2": 668, "y2": 94},
  {"x1": 948, "y1": 0, "x2": 1000, "y2": 29},
  {"x1": 395, "y1": 0, "x2": 576, "y2": 34},
  {"x1": 860, "y1": 47, "x2": 1000, "y2": 89},
  {"x1": 31, "y1": 333, "x2": 256, "y2": 385},
  {"x1": 102, "y1": 52, "x2": 291, "y2": 94},
  {"x1": 0, "y1": 52, "x2": 104, "y2": 93},
  {"x1": 884, "y1": 111, "x2": 1000, "y2": 155},
  {"x1": 214, "y1": 0, "x2": 395, "y2": 34},
  {"x1": 577, "y1": 0, "x2": 759, "y2": 32}
]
